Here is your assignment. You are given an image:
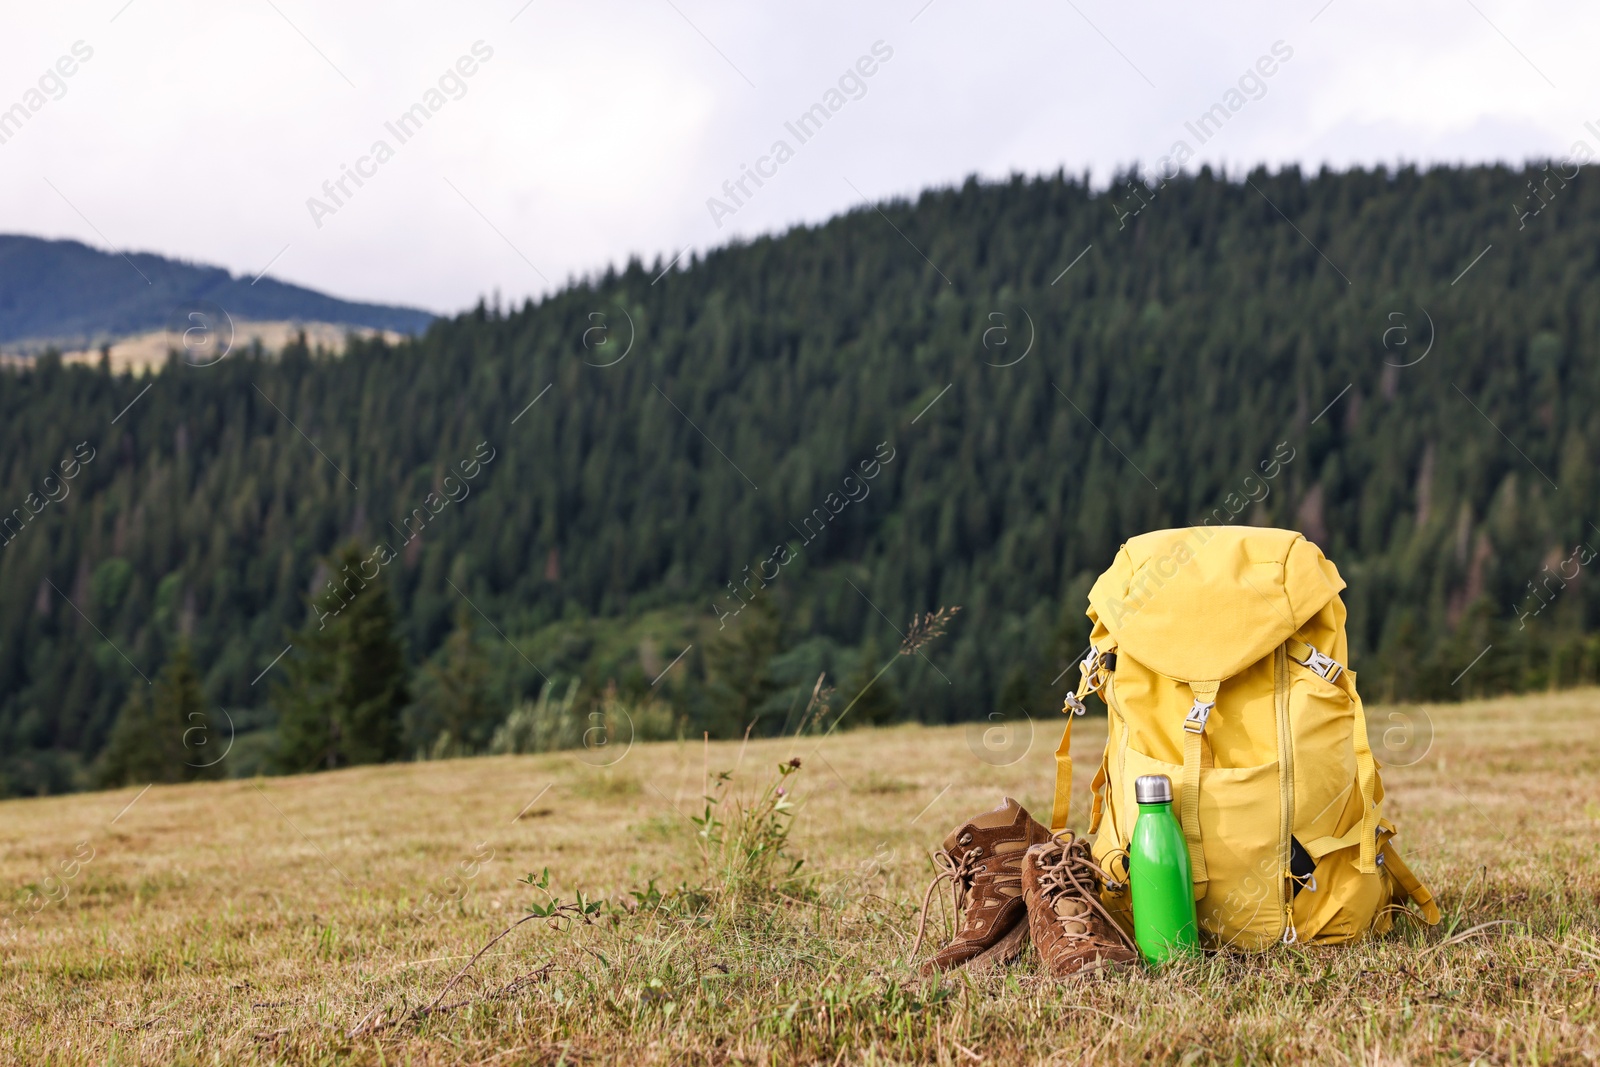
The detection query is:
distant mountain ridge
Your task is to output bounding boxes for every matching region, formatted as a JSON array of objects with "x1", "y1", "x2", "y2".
[{"x1": 0, "y1": 234, "x2": 435, "y2": 349}]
